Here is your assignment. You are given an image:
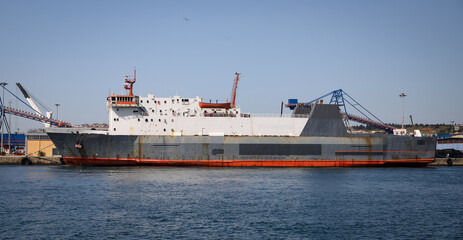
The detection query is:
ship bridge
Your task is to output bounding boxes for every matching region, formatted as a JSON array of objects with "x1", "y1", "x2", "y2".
[{"x1": 107, "y1": 95, "x2": 140, "y2": 107}]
